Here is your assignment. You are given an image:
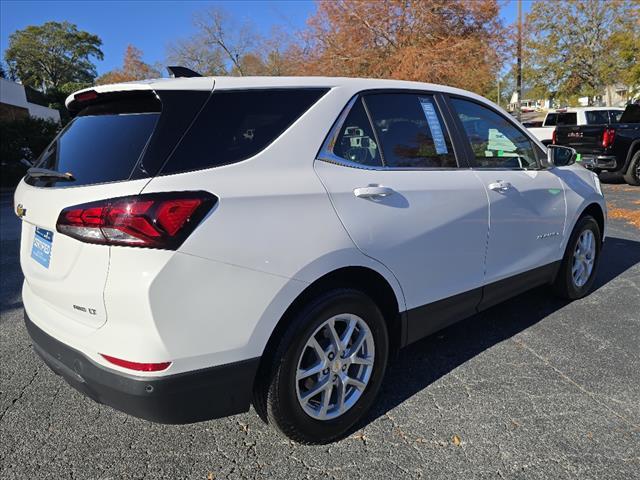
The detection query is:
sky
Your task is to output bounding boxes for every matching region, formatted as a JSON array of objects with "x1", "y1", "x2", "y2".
[{"x1": 0, "y1": 0, "x2": 533, "y2": 76}]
